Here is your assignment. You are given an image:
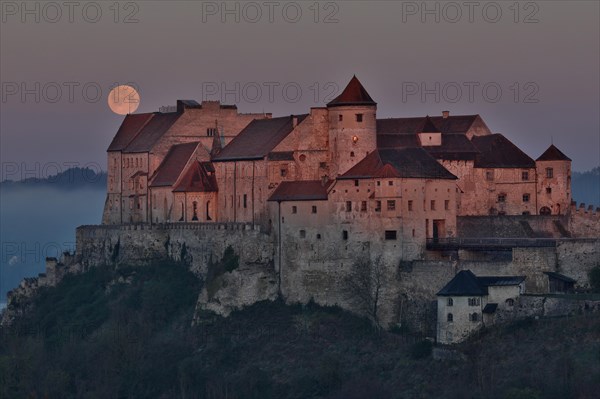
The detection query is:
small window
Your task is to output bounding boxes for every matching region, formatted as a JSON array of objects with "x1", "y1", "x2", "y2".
[
  {"x1": 431, "y1": 200, "x2": 436, "y2": 211},
  {"x1": 350, "y1": 151, "x2": 355, "y2": 157},
  {"x1": 546, "y1": 187, "x2": 552, "y2": 194},
  {"x1": 470, "y1": 313, "x2": 479, "y2": 322},
  {"x1": 356, "y1": 113, "x2": 363, "y2": 122},
  {"x1": 444, "y1": 200, "x2": 450, "y2": 211},
  {"x1": 319, "y1": 162, "x2": 327, "y2": 169},
  {"x1": 361, "y1": 201, "x2": 367, "y2": 212},
  {"x1": 243, "y1": 194, "x2": 248, "y2": 208},
  {"x1": 523, "y1": 194, "x2": 530, "y2": 203},
  {"x1": 375, "y1": 200, "x2": 381, "y2": 212},
  {"x1": 468, "y1": 298, "x2": 480, "y2": 306},
  {"x1": 497, "y1": 194, "x2": 506, "y2": 203},
  {"x1": 387, "y1": 200, "x2": 396, "y2": 211},
  {"x1": 292, "y1": 206, "x2": 297, "y2": 214},
  {"x1": 447, "y1": 313, "x2": 453, "y2": 322},
  {"x1": 299, "y1": 230, "x2": 306, "y2": 238},
  {"x1": 377, "y1": 181, "x2": 381, "y2": 186},
  {"x1": 486, "y1": 170, "x2": 494, "y2": 181},
  {"x1": 388, "y1": 181, "x2": 393, "y2": 186},
  {"x1": 385, "y1": 230, "x2": 397, "y2": 240},
  {"x1": 299, "y1": 154, "x2": 307, "y2": 162},
  {"x1": 312, "y1": 205, "x2": 317, "y2": 214},
  {"x1": 354, "y1": 180, "x2": 359, "y2": 187},
  {"x1": 207, "y1": 128, "x2": 217, "y2": 137},
  {"x1": 280, "y1": 169, "x2": 287, "y2": 177},
  {"x1": 338, "y1": 114, "x2": 343, "y2": 122},
  {"x1": 546, "y1": 168, "x2": 554, "y2": 178},
  {"x1": 408, "y1": 200, "x2": 413, "y2": 211},
  {"x1": 342, "y1": 230, "x2": 348, "y2": 240},
  {"x1": 506, "y1": 298, "x2": 515, "y2": 307},
  {"x1": 522, "y1": 171, "x2": 529, "y2": 181},
  {"x1": 447, "y1": 298, "x2": 453, "y2": 306},
  {"x1": 522, "y1": 211, "x2": 531, "y2": 215},
  {"x1": 316, "y1": 233, "x2": 322, "y2": 240}
]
